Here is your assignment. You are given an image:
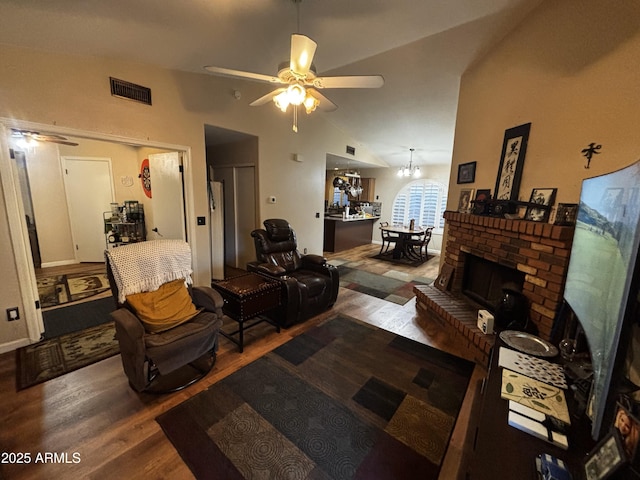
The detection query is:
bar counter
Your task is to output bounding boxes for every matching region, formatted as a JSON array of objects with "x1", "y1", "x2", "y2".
[{"x1": 323, "y1": 215, "x2": 380, "y2": 252}]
